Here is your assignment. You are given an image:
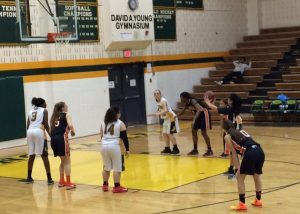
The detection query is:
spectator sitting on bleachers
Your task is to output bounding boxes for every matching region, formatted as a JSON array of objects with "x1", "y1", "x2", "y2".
[{"x1": 215, "y1": 57, "x2": 252, "y2": 86}]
